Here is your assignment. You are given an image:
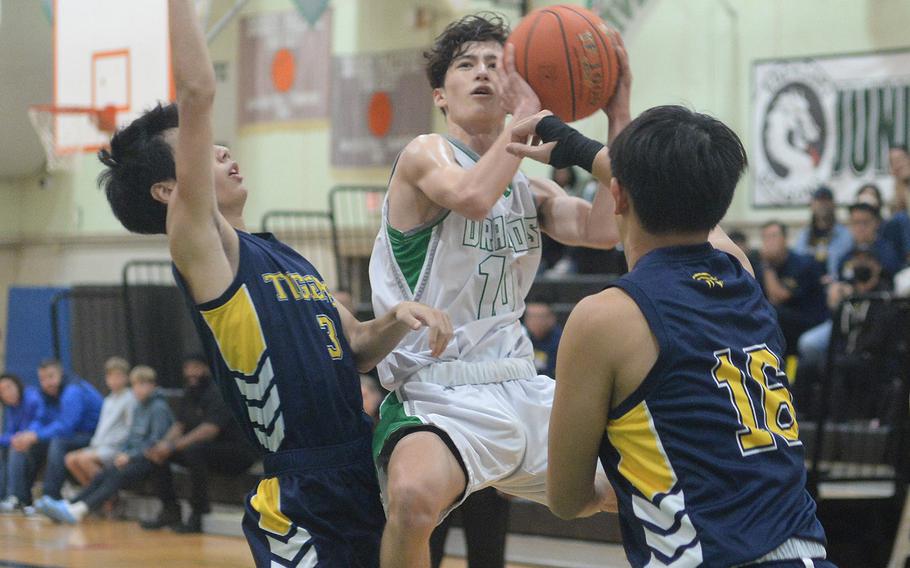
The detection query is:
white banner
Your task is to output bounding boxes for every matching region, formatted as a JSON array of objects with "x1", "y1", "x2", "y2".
[{"x1": 752, "y1": 50, "x2": 910, "y2": 206}]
